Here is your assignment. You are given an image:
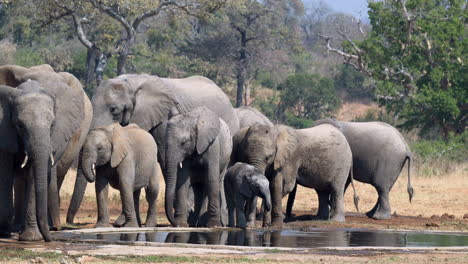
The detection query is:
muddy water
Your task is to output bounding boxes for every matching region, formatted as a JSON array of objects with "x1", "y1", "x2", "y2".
[{"x1": 77, "y1": 228, "x2": 468, "y2": 248}]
